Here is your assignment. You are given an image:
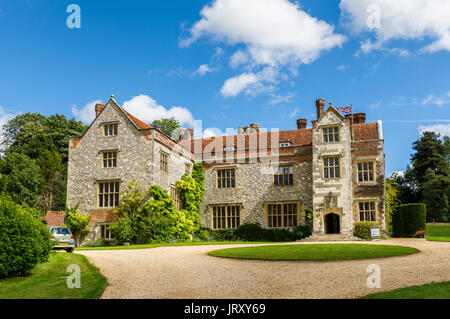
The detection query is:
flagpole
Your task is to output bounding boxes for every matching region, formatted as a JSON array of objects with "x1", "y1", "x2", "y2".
[{"x1": 351, "y1": 104, "x2": 354, "y2": 142}]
